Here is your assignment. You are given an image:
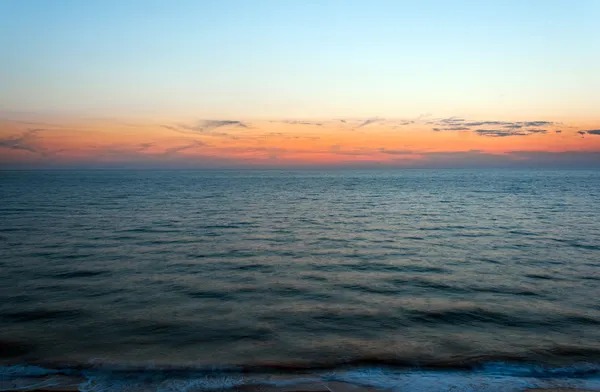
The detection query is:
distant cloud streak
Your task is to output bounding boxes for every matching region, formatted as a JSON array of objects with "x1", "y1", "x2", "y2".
[
  {"x1": 356, "y1": 118, "x2": 383, "y2": 128},
  {"x1": 0, "y1": 129, "x2": 45, "y2": 154},
  {"x1": 429, "y1": 117, "x2": 558, "y2": 137},
  {"x1": 162, "y1": 140, "x2": 206, "y2": 156},
  {"x1": 474, "y1": 129, "x2": 547, "y2": 137}
]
